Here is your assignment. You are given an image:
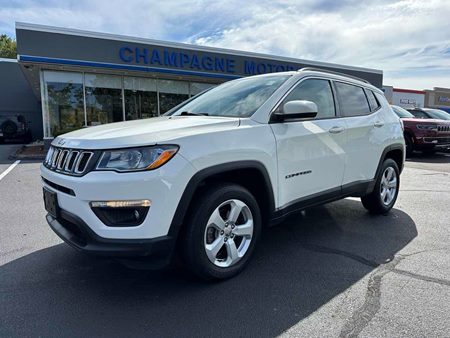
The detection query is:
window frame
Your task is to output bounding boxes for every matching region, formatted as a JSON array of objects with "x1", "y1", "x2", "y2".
[{"x1": 270, "y1": 76, "x2": 339, "y2": 123}]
